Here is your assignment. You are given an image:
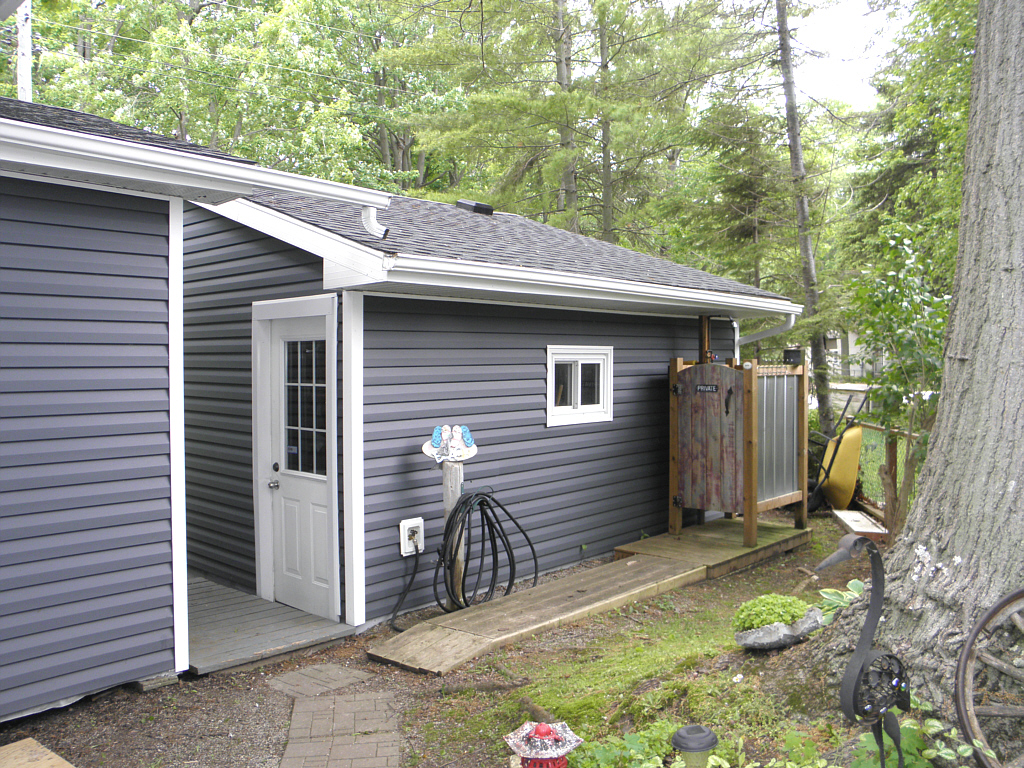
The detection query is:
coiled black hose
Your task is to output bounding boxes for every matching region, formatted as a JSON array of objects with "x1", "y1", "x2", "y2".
[
  {"x1": 433, "y1": 489, "x2": 538, "y2": 612},
  {"x1": 389, "y1": 543, "x2": 421, "y2": 633}
]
